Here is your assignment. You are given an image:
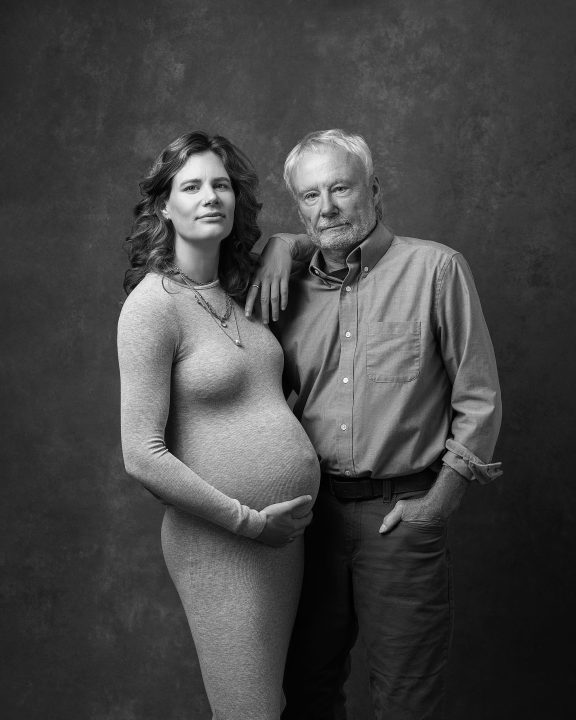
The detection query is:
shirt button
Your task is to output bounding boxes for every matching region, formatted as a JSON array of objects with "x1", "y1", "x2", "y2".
[
  {"x1": 340, "y1": 424, "x2": 347, "y2": 431},
  {"x1": 345, "y1": 286, "x2": 352, "y2": 292},
  {"x1": 363, "y1": 266, "x2": 369, "y2": 272},
  {"x1": 343, "y1": 377, "x2": 349, "y2": 383},
  {"x1": 344, "y1": 470, "x2": 351, "y2": 476},
  {"x1": 345, "y1": 331, "x2": 351, "y2": 338}
]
